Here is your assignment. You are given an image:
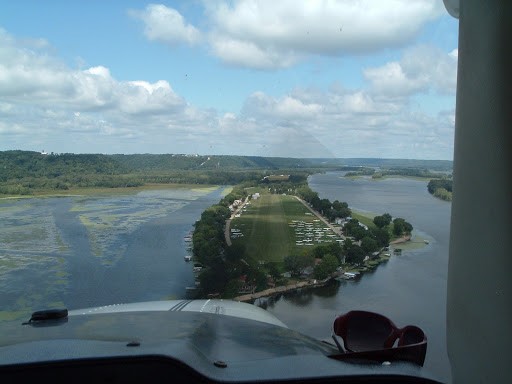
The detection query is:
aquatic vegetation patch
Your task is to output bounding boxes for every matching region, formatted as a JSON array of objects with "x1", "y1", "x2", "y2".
[
  {"x1": 0, "y1": 253, "x2": 69, "y2": 321},
  {"x1": 391, "y1": 233, "x2": 428, "y2": 251},
  {"x1": 72, "y1": 190, "x2": 198, "y2": 266},
  {"x1": 0, "y1": 204, "x2": 69, "y2": 254},
  {"x1": 220, "y1": 186, "x2": 233, "y2": 196},
  {"x1": 0, "y1": 188, "x2": 210, "y2": 319},
  {"x1": 191, "y1": 186, "x2": 220, "y2": 195},
  {"x1": 0, "y1": 310, "x2": 27, "y2": 322}
]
